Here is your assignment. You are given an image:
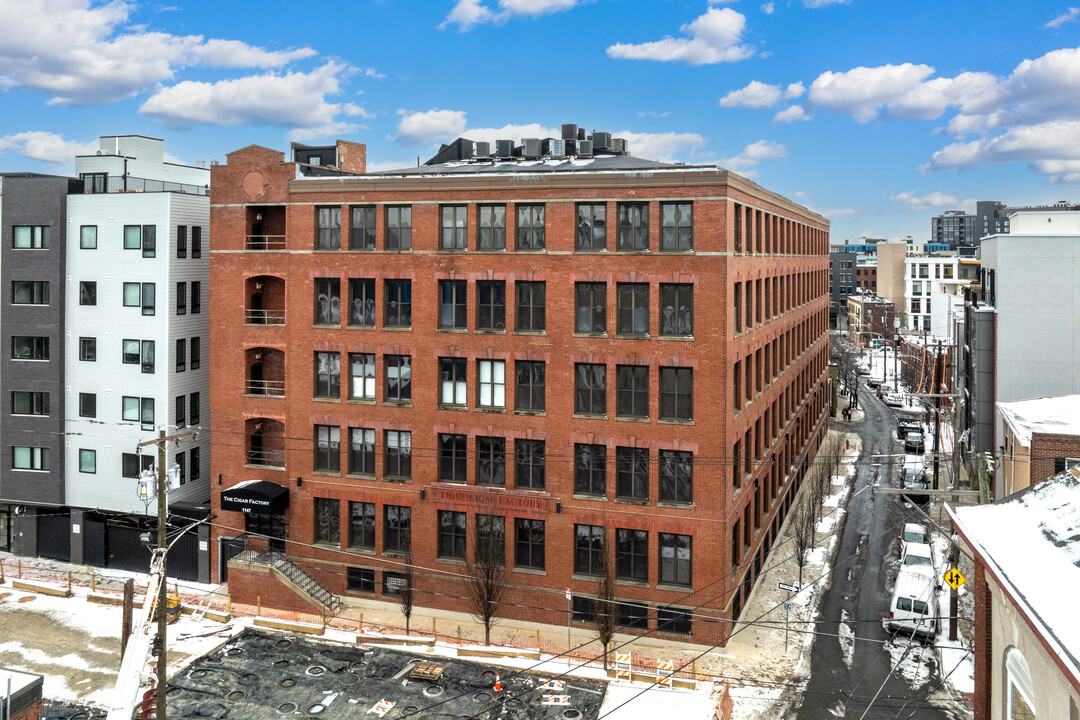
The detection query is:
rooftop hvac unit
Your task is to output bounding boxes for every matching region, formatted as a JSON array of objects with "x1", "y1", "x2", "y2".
[
  {"x1": 542, "y1": 138, "x2": 566, "y2": 157},
  {"x1": 562, "y1": 124, "x2": 578, "y2": 141},
  {"x1": 577, "y1": 128, "x2": 586, "y2": 140},
  {"x1": 521, "y1": 138, "x2": 542, "y2": 159},
  {"x1": 610, "y1": 138, "x2": 627, "y2": 154},
  {"x1": 495, "y1": 139, "x2": 515, "y2": 159},
  {"x1": 591, "y1": 132, "x2": 611, "y2": 150},
  {"x1": 577, "y1": 140, "x2": 593, "y2": 158},
  {"x1": 565, "y1": 139, "x2": 576, "y2": 156},
  {"x1": 476, "y1": 141, "x2": 491, "y2": 158}
]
